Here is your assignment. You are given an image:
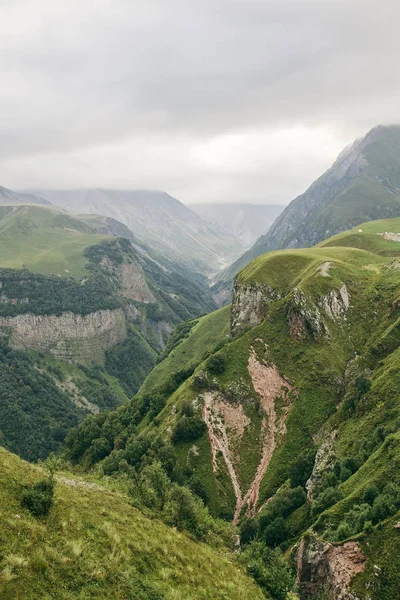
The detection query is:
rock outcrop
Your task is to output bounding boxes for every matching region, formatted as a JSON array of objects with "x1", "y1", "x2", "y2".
[
  {"x1": 288, "y1": 289, "x2": 326, "y2": 340},
  {"x1": 231, "y1": 280, "x2": 281, "y2": 335},
  {"x1": 296, "y1": 534, "x2": 365, "y2": 600},
  {"x1": 0, "y1": 309, "x2": 126, "y2": 363},
  {"x1": 320, "y1": 284, "x2": 350, "y2": 321},
  {"x1": 306, "y1": 432, "x2": 337, "y2": 502}
]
